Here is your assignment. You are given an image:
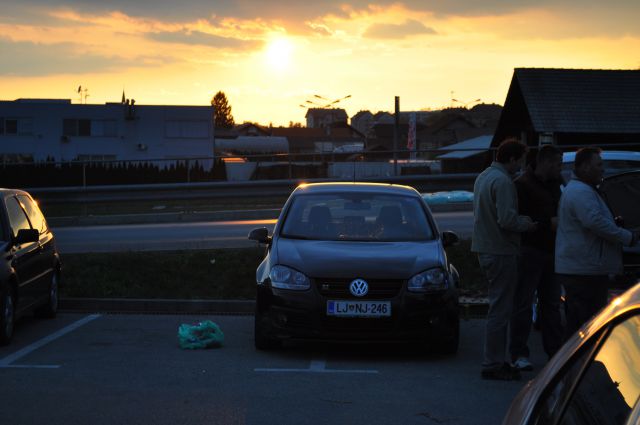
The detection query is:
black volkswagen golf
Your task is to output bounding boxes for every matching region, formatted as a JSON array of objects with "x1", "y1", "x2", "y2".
[
  {"x1": 249, "y1": 182, "x2": 460, "y2": 353},
  {"x1": 0, "y1": 188, "x2": 61, "y2": 345}
]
